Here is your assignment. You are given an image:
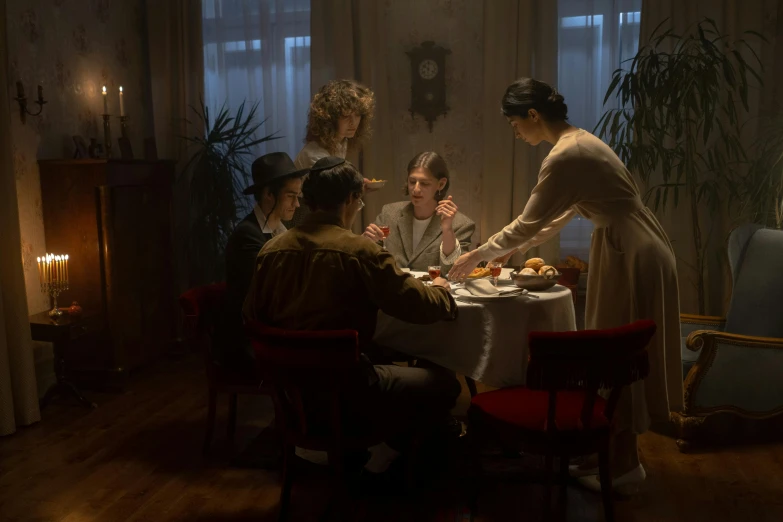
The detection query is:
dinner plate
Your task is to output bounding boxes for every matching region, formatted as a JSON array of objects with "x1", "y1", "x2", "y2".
[{"x1": 453, "y1": 287, "x2": 529, "y2": 302}]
